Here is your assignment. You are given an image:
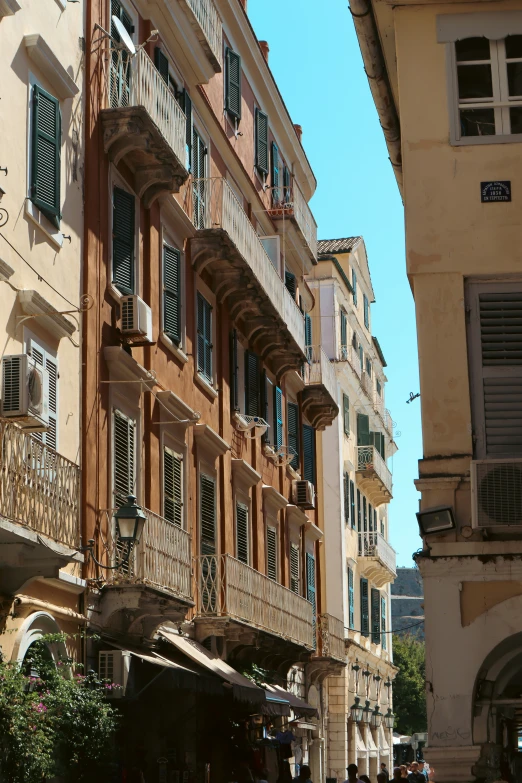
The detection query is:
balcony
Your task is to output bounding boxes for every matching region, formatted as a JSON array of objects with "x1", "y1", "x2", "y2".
[
  {"x1": 358, "y1": 531, "x2": 397, "y2": 587},
  {"x1": 356, "y1": 445, "x2": 393, "y2": 505},
  {"x1": 268, "y1": 183, "x2": 318, "y2": 270},
  {"x1": 0, "y1": 423, "x2": 81, "y2": 593},
  {"x1": 194, "y1": 554, "x2": 315, "y2": 650},
  {"x1": 339, "y1": 343, "x2": 362, "y2": 378},
  {"x1": 190, "y1": 178, "x2": 307, "y2": 374},
  {"x1": 178, "y1": 0, "x2": 223, "y2": 73},
  {"x1": 100, "y1": 47, "x2": 188, "y2": 207},
  {"x1": 373, "y1": 392, "x2": 394, "y2": 437},
  {"x1": 361, "y1": 371, "x2": 373, "y2": 400},
  {"x1": 302, "y1": 346, "x2": 339, "y2": 430},
  {"x1": 316, "y1": 613, "x2": 346, "y2": 663}
]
